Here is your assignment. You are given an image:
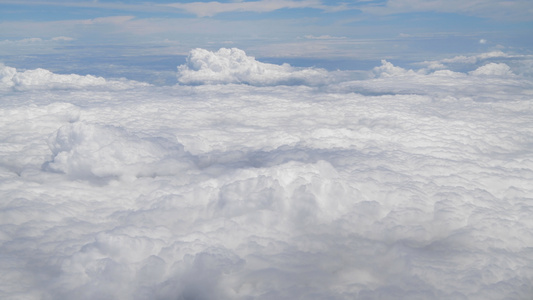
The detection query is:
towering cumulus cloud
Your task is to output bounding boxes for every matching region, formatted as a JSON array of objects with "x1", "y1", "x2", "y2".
[
  {"x1": 1, "y1": 49, "x2": 533, "y2": 299},
  {"x1": 177, "y1": 48, "x2": 331, "y2": 86}
]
